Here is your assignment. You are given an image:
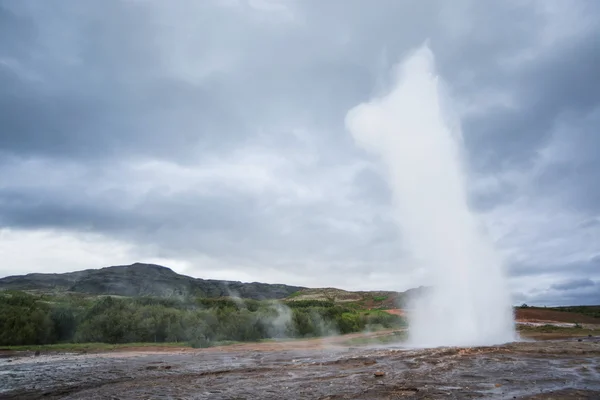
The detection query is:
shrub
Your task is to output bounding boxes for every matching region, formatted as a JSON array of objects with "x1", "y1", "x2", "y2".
[{"x1": 0, "y1": 291, "x2": 406, "y2": 346}]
